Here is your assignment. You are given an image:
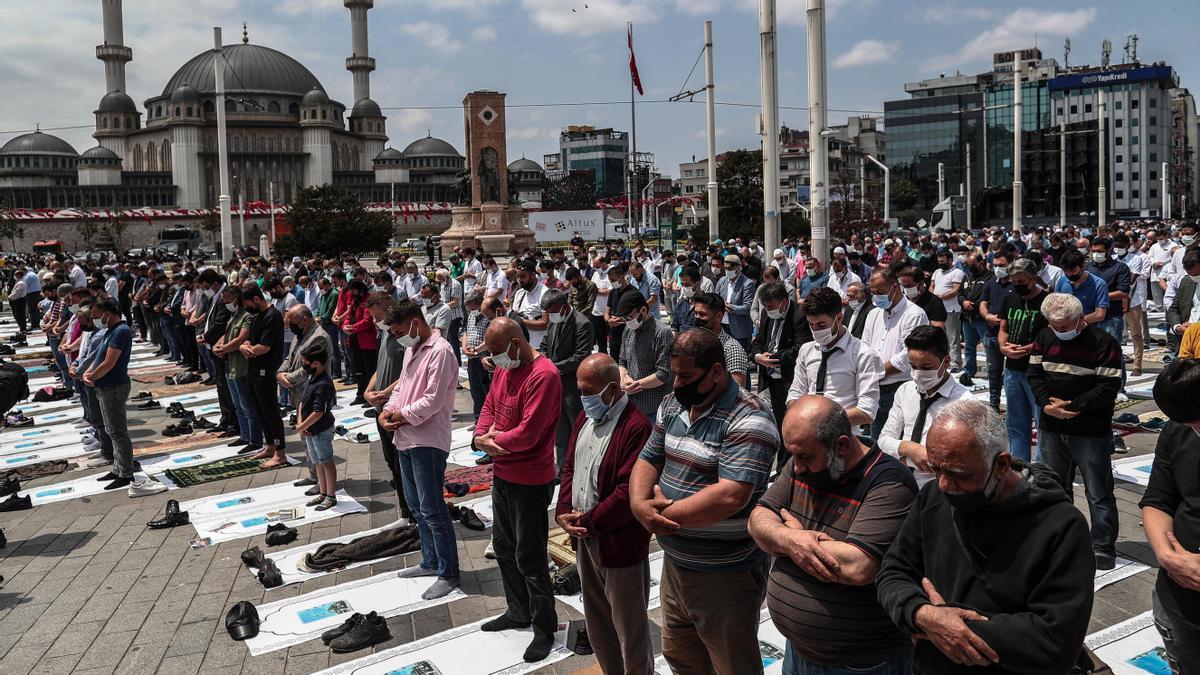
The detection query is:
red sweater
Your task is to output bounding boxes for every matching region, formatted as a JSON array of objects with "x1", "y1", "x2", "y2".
[{"x1": 475, "y1": 355, "x2": 561, "y2": 485}]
